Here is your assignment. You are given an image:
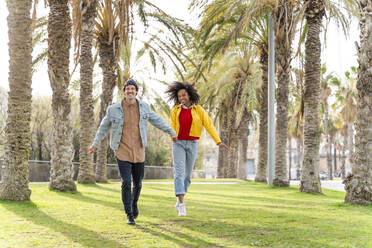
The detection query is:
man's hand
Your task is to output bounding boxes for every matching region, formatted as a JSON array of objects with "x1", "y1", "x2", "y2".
[
  {"x1": 218, "y1": 142, "x2": 229, "y2": 151},
  {"x1": 171, "y1": 135, "x2": 178, "y2": 142},
  {"x1": 89, "y1": 146, "x2": 96, "y2": 154}
]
